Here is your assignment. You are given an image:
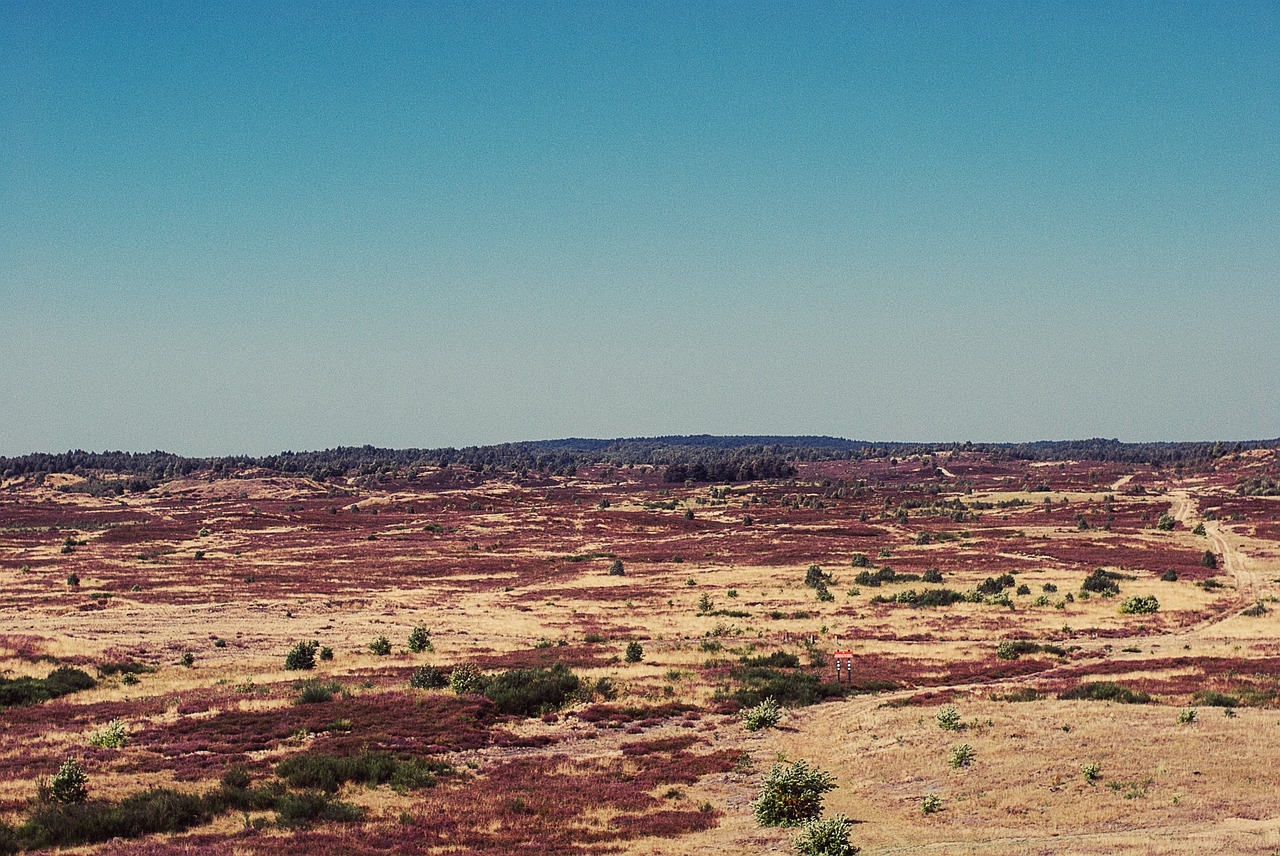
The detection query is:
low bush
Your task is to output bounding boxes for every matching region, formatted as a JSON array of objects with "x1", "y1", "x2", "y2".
[
  {"x1": 295, "y1": 679, "x2": 341, "y2": 705},
  {"x1": 484, "y1": 664, "x2": 580, "y2": 716},
  {"x1": 1059, "y1": 682, "x2": 1151, "y2": 704},
  {"x1": 449, "y1": 663, "x2": 486, "y2": 694},
  {"x1": 274, "y1": 791, "x2": 363, "y2": 827},
  {"x1": 743, "y1": 652, "x2": 801, "y2": 668},
  {"x1": 741, "y1": 697, "x2": 782, "y2": 731},
  {"x1": 1081, "y1": 762, "x2": 1101, "y2": 783},
  {"x1": 922, "y1": 568, "x2": 943, "y2": 583},
  {"x1": 794, "y1": 814, "x2": 860, "y2": 855},
  {"x1": 726, "y1": 665, "x2": 847, "y2": 709},
  {"x1": 608, "y1": 559, "x2": 626, "y2": 576},
  {"x1": 407, "y1": 626, "x2": 434, "y2": 653},
  {"x1": 1160, "y1": 569, "x2": 1179, "y2": 582},
  {"x1": 1242, "y1": 601, "x2": 1270, "y2": 617},
  {"x1": 284, "y1": 641, "x2": 318, "y2": 671},
  {"x1": 625, "y1": 641, "x2": 644, "y2": 663},
  {"x1": 1177, "y1": 708, "x2": 1198, "y2": 724},
  {"x1": 752, "y1": 760, "x2": 837, "y2": 827},
  {"x1": 0, "y1": 667, "x2": 96, "y2": 709},
  {"x1": 1118, "y1": 595, "x2": 1159, "y2": 614},
  {"x1": 935, "y1": 705, "x2": 962, "y2": 731},
  {"x1": 409, "y1": 665, "x2": 447, "y2": 689},
  {"x1": 948, "y1": 744, "x2": 976, "y2": 769},
  {"x1": 1082, "y1": 568, "x2": 1121, "y2": 595},
  {"x1": 850, "y1": 553, "x2": 871, "y2": 568},
  {"x1": 88, "y1": 719, "x2": 127, "y2": 749},
  {"x1": 369, "y1": 635, "x2": 392, "y2": 656},
  {"x1": 275, "y1": 751, "x2": 451, "y2": 793},
  {"x1": 976, "y1": 574, "x2": 1015, "y2": 596},
  {"x1": 51, "y1": 759, "x2": 89, "y2": 804},
  {"x1": 921, "y1": 793, "x2": 943, "y2": 814},
  {"x1": 1193, "y1": 691, "x2": 1238, "y2": 708}
]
